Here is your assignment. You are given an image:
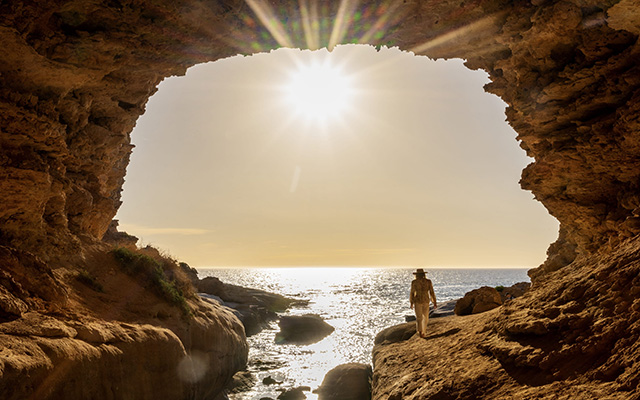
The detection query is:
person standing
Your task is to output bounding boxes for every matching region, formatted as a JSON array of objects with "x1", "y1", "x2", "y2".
[{"x1": 410, "y1": 268, "x2": 437, "y2": 338}]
